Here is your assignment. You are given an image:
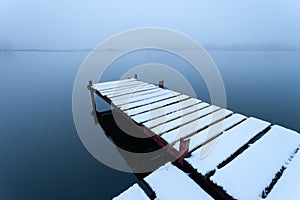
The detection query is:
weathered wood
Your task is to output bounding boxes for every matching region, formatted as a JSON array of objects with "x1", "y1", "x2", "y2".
[
  {"x1": 178, "y1": 138, "x2": 190, "y2": 166},
  {"x1": 159, "y1": 80, "x2": 164, "y2": 88}
]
